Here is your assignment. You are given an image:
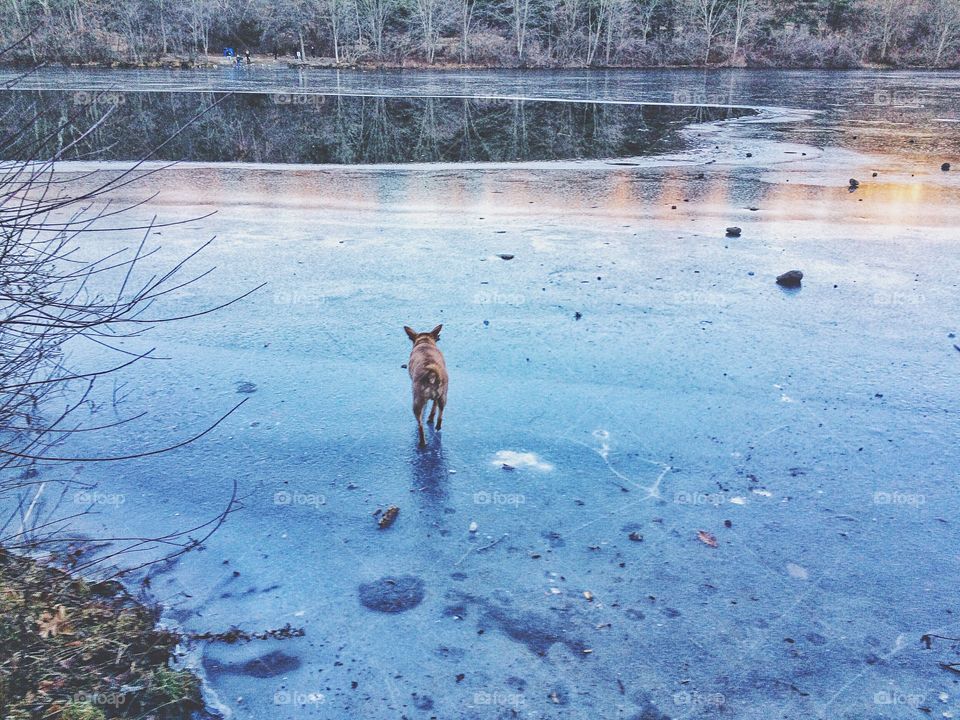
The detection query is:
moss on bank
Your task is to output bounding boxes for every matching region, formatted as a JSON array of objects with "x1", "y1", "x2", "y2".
[{"x1": 0, "y1": 548, "x2": 206, "y2": 720}]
